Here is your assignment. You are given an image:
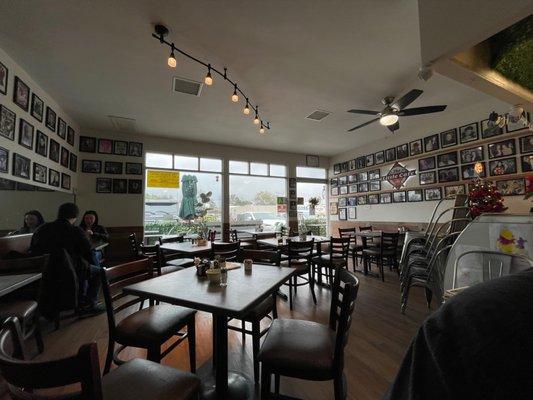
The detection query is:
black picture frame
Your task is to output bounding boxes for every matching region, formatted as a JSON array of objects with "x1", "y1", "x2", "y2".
[
  {"x1": 396, "y1": 143, "x2": 409, "y2": 159},
  {"x1": 355, "y1": 156, "x2": 366, "y2": 169},
  {"x1": 356, "y1": 196, "x2": 367, "y2": 205},
  {"x1": 45, "y1": 106, "x2": 57, "y2": 132},
  {"x1": 0, "y1": 104, "x2": 16, "y2": 141},
  {"x1": 460, "y1": 146, "x2": 484, "y2": 164},
  {"x1": 488, "y1": 138, "x2": 516, "y2": 159},
  {"x1": 113, "y1": 140, "x2": 128, "y2": 156},
  {"x1": 496, "y1": 179, "x2": 526, "y2": 196},
  {"x1": 105, "y1": 161, "x2": 123, "y2": 175},
  {"x1": 438, "y1": 167, "x2": 459, "y2": 183},
  {"x1": 419, "y1": 171, "x2": 436, "y2": 185},
  {"x1": 112, "y1": 178, "x2": 127, "y2": 193},
  {"x1": 306, "y1": 154, "x2": 319, "y2": 167},
  {"x1": 330, "y1": 178, "x2": 339, "y2": 187},
  {"x1": 96, "y1": 178, "x2": 112, "y2": 193},
  {"x1": 505, "y1": 112, "x2": 530, "y2": 133},
  {"x1": 444, "y1": 185, "x2": 465, "y2": 197},
  {"x1": 424, "y1": 134, "x2": 440, "y2": 152},
  {"x1": 339, "y1": 185, "x2": 348, "y2": 195},
  {"x1": 348, "y1": 184, "x2": 358, "y2": 194},
  {"x1": 437, "y1": 151, "x2": 458, "y2": 168},
  {"x1": 481, "y1": 119, "x2": 503, "y2": 139},
  {"x1": 79, "y1": 136, "x2": 96, "y2": 153},
  {"x1": 338, "y1": 197, "x2": 347, "y2": 207},
  {"x1": 333, "y1": 164, "x2": 341, "y2": 175},
  {"x1": 369, "y1": 180, "x2": 381, "y2": 191},
  {"x1": 338, "y1": 208, "x2": 347, "y2": 220},
  {"x1": 331, "y1": 186, "x2": 339, "y2": 196},
  {"x1": 409, "y1": 139, "x2": 423, "y2": 156},
  {"x1": 128, "y1": 179, "x2": 143, "y2": 194},
  {"x1": 32, "y1": 162, "x2": 47, "y2": 184},
  {"x1": 367, "y1": 194, "x2": 379, "y2": 204},
  {"x1": 348, "y1": 159, "x2": 356, "y2": 171},
  {"x1": 126, "y1": 162, "x2": 142, "y2": 175},
  {"x1": 48, "y1": 169, "x2": 60, "y2": 187},
  {"x1": 407, "y1": 189, "x2": 423, "y2": 202},
  {"x1": 357, "y1": 182, "x2": 368, "y2": 192},
  {"x1": 521, "y1": 155, "x2": 533, "y2": 172},
  {"x1": 366, "y1": 154, "x2": 375, "y2": 167},
  {"x1": 0, "y1": 146, "x2": 8, "y2": 173},
  {"x1": 375, "y1": 151, "x2": 384, "y2": 165},
  {"x1": 357, "y1": 171, "x2": 368, "y2": 181},
  {"x1": 82, "y1": 160, "x2": 102, "y2": 173},
  {"x1": 69, "y1": 153, "x2": 77, "y2": 172},
  {"x1": 18, "y1": 118, "x2": 34, "y2": 150},
  {"x1": 60, "y1": 147, "x2": 69, "y2": 168},
  {"x1": 13, "y1": 76, "x2": 30, "y2": 111},
  {"x1": 66, "y1": 126, "x2": 75, "y2": 146},
  {"x1": 35, "y1": 130, "x2": 48, "y2": 157},
  {"x1": 49, "y1": 139, "x2": 60, "y2": 163},
  {"x1": 368, "y1": 169, "x2": 380, "y2": 180},
  {"x1": 128, "y1": 141, "x2": 143, "y2": 157},
  {"x1": 61, "y1": 173, "x2": 71, "y2": 190},
  {"x1": 519, "y1": 135, "x2": 533, "y2": 154},
  {"x1": 461, "y1": 162, "x2": 486, "y2": 180},
  {"x1": 392, "y1": 191, "x2": 406, "y2": 203},
  {"x1": 418, "y1": 156, "x2": 436, "y2": 171},
  {"x1": 12, "y1": 153, "x2": 30, "y2": 179},
  {"x1": 440, "y1": 128, "x2": 457, "y2": 148},
  {"x1": 385, "y1": 147, "x2": 396, "y2": 162},
  {"x1": 98, "y1": 138, "x2": 113, "y2": 154},
  {"x1": 339, "y1": 176, "x2": 348, "y2": 185},
  {"x1": 380, "y1": 193, "x2": 392, "y2": 204},
  {"x1": 57, "y1": 117, "x2": 67, "y2": 139},
  {"x1": 30, "y1": 93, "x2": 44, "y2": 122},
  {"x1": 0, "y1": 61, "x2": 7, "y2": 95},
  {"x1": 489, "y1": 157, "x2": 517, "y2": 177},
  {"x1": 459, "y1": 122, "x2": 479, "y2": 144},
  {"x1": 424, "y1": 187, "x2": 442, "y2": 201}
]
